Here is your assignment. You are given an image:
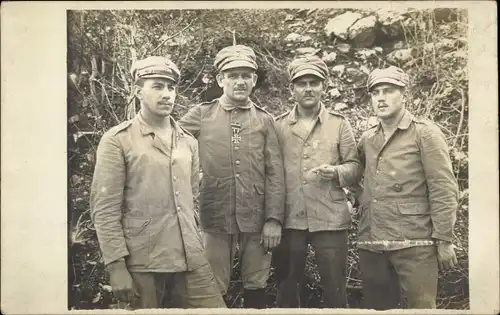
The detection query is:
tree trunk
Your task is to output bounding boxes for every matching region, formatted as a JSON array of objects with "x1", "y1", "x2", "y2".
[{"x1": 89, "y1": 55, "x2": 101, "y2": 117}]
